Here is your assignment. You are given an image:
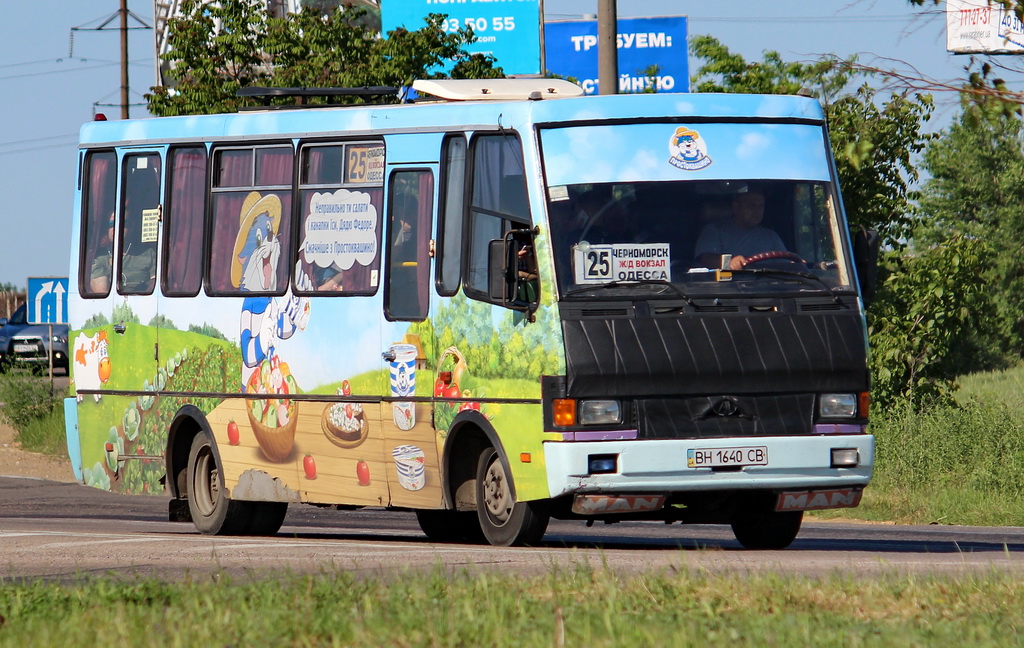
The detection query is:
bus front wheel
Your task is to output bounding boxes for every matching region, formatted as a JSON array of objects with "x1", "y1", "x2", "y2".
[
  {"x1": 730, "y1": 494, "x2": 803, "y2": 549},
  {"x1": 186, "y1": 433, "x2": 286, "y2": 536},
  {"x1": 475, "y1": 447, "x2": 548, "y2": 546}
]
